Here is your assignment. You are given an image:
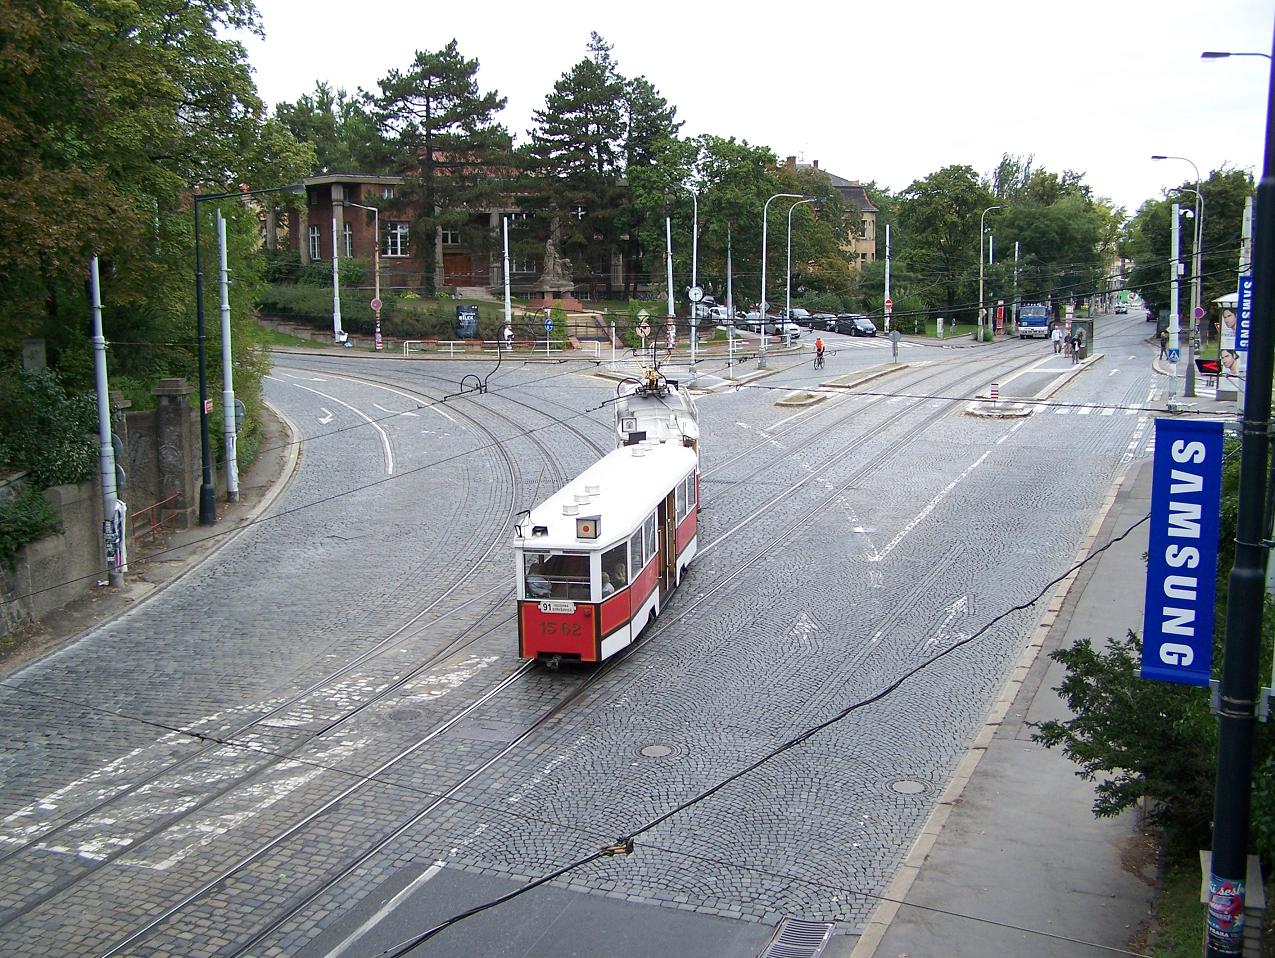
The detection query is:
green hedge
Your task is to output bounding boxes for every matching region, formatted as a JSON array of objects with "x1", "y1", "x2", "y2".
[{"x1": 0, "y1": 487, "x2": 60, "y2": 569}]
